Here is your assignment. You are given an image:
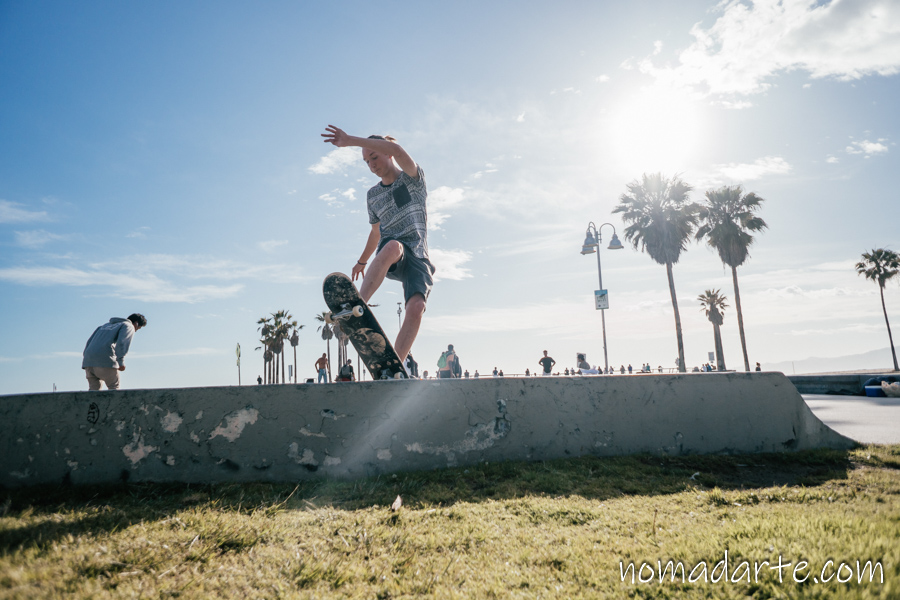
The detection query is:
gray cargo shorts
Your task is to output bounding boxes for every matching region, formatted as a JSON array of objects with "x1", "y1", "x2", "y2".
[{"x1": 382, "y1": 240, "x2": 436, "y2": 304}]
